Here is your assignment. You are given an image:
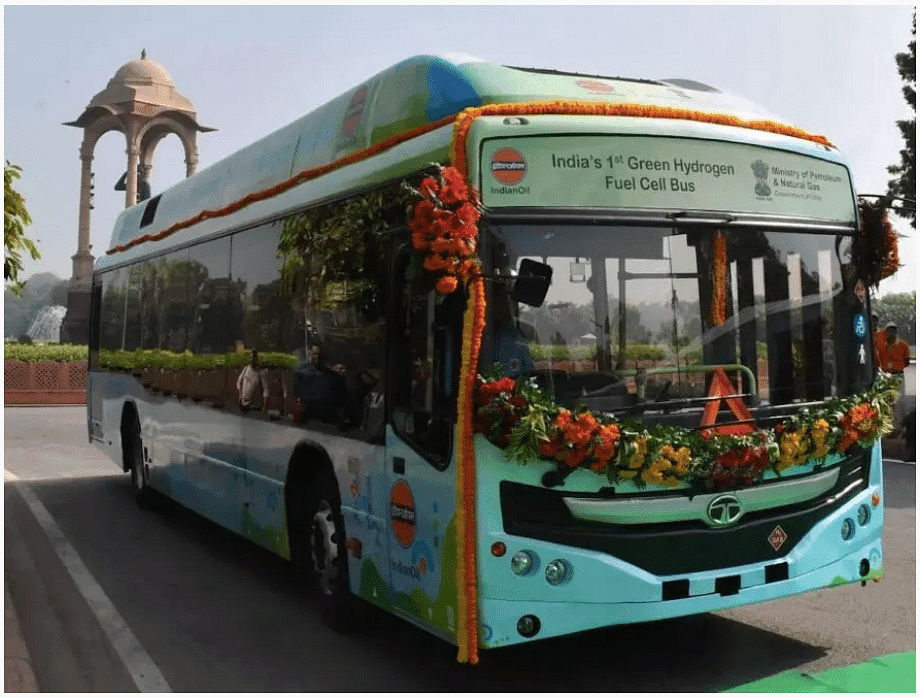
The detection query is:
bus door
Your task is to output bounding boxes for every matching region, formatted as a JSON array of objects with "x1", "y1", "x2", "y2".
[{"x1": 384, "y1": 241, "x2": 462, "y2": 635}]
